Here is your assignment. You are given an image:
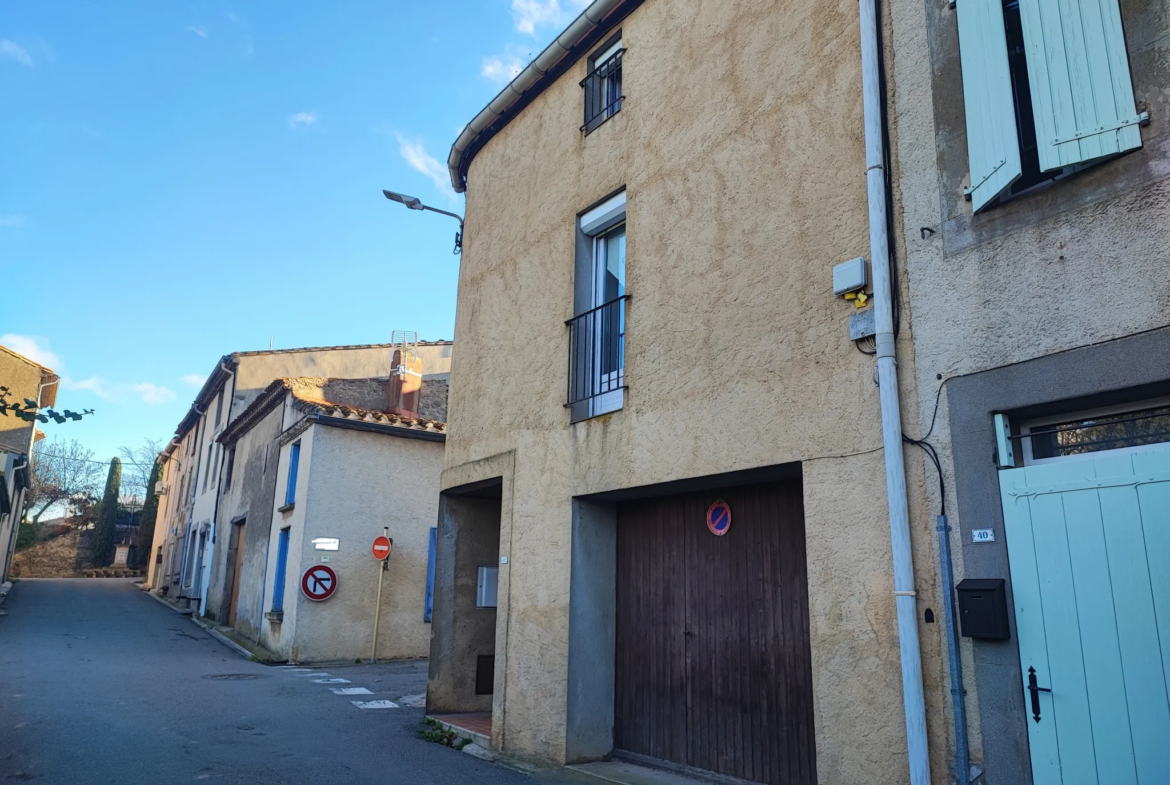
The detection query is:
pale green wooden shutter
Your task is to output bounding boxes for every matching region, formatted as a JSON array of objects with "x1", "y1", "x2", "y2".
[
  {"x1": 1018, "y1": 0, "x2": 1145, "y2": 171},
  {"x1": 957, "y1": 0, "x2": 1023, "y2": 212}
]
